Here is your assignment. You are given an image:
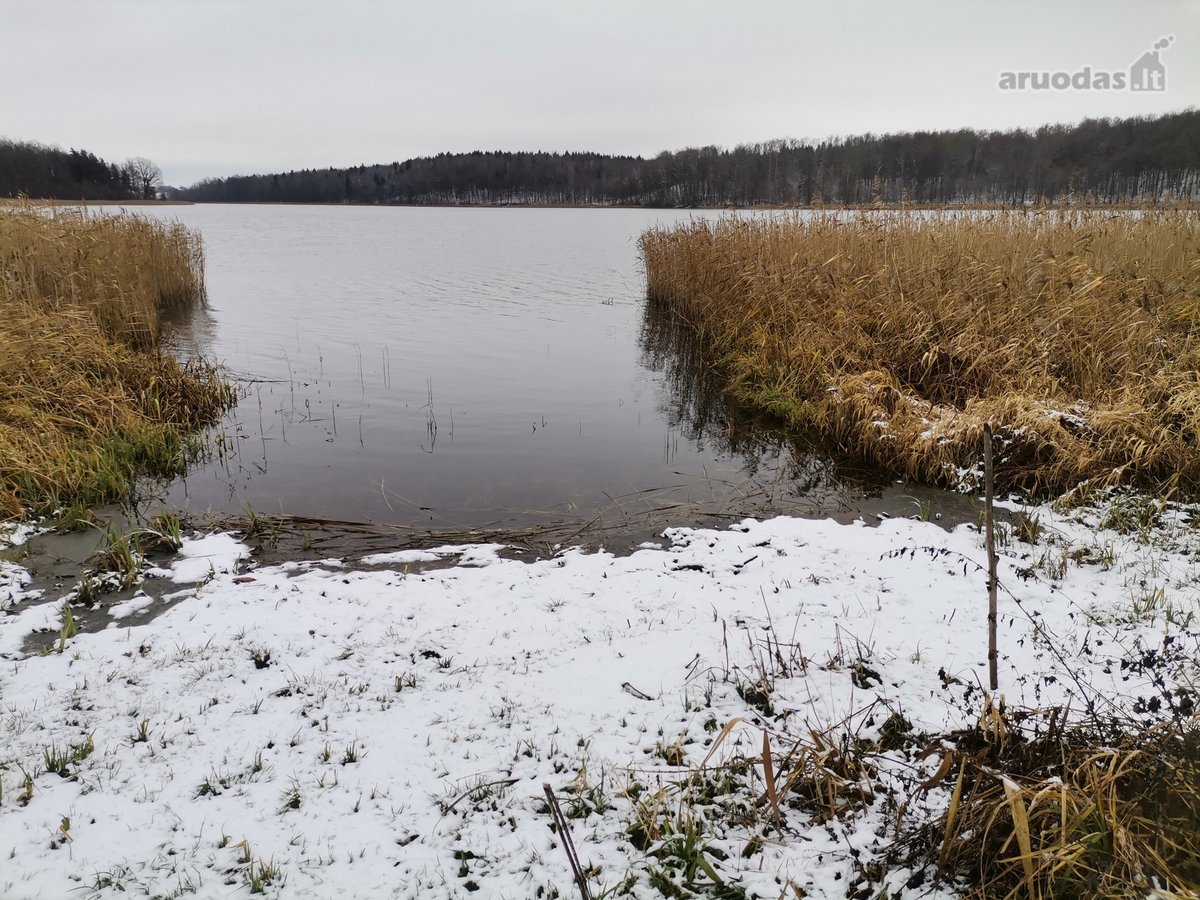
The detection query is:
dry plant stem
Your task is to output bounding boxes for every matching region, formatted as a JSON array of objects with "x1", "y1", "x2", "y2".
[
  {"x1": 441, "y1": 778, "x2": 519, "y2": 815},
  {"x1": 543, "y1": 783, "x2": 592, "y2": 900},
  {"x1": 984, "y1": 422, "x2": 998, "y2": 693},
  {"x1": 761, "y1": 729, "x2": 782, "y2": 831}
]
